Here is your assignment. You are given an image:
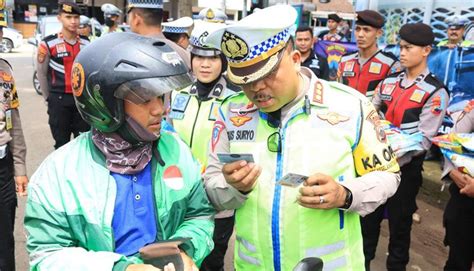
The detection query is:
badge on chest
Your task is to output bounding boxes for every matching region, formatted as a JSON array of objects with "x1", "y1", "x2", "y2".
[
  {"x1": 409, "y1": 89, "x2": 425, "y2": 103},
  {"x1": 170, "y1": 93, "x2": 191, "y2": 120},
  {"x1": 56, "y1": 43, "x2": 71, "y2": 58},
  {"x1": 342, "y1": 61, "x2": 355, "y2": 77}
]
